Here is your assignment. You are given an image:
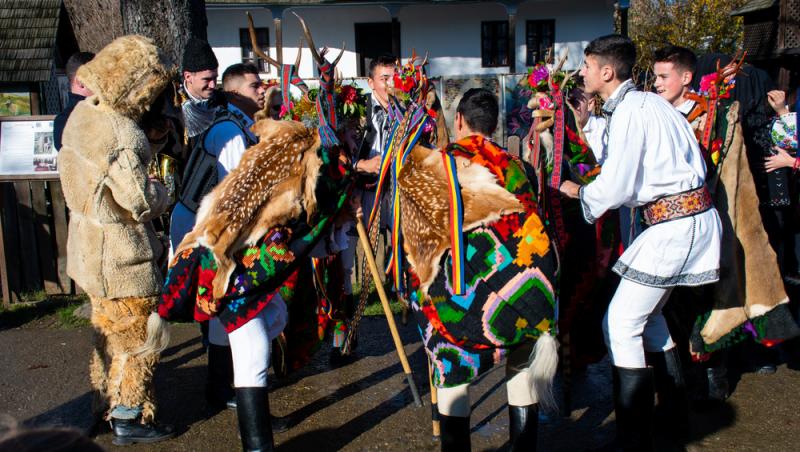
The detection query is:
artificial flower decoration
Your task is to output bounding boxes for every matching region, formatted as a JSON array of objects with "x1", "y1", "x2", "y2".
[
  {"x1": 391, "y1": 50, "x2": 429, "y2": 105},
  {"x1": 698, "y1": 72, "x2": 736, "y2": 99},
  {"x1": 278, "y1": 82, "x2": 368, "y2": 128},
  {"x1": 528, "y1": 63, "x2": 550, "y2": 91}
]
